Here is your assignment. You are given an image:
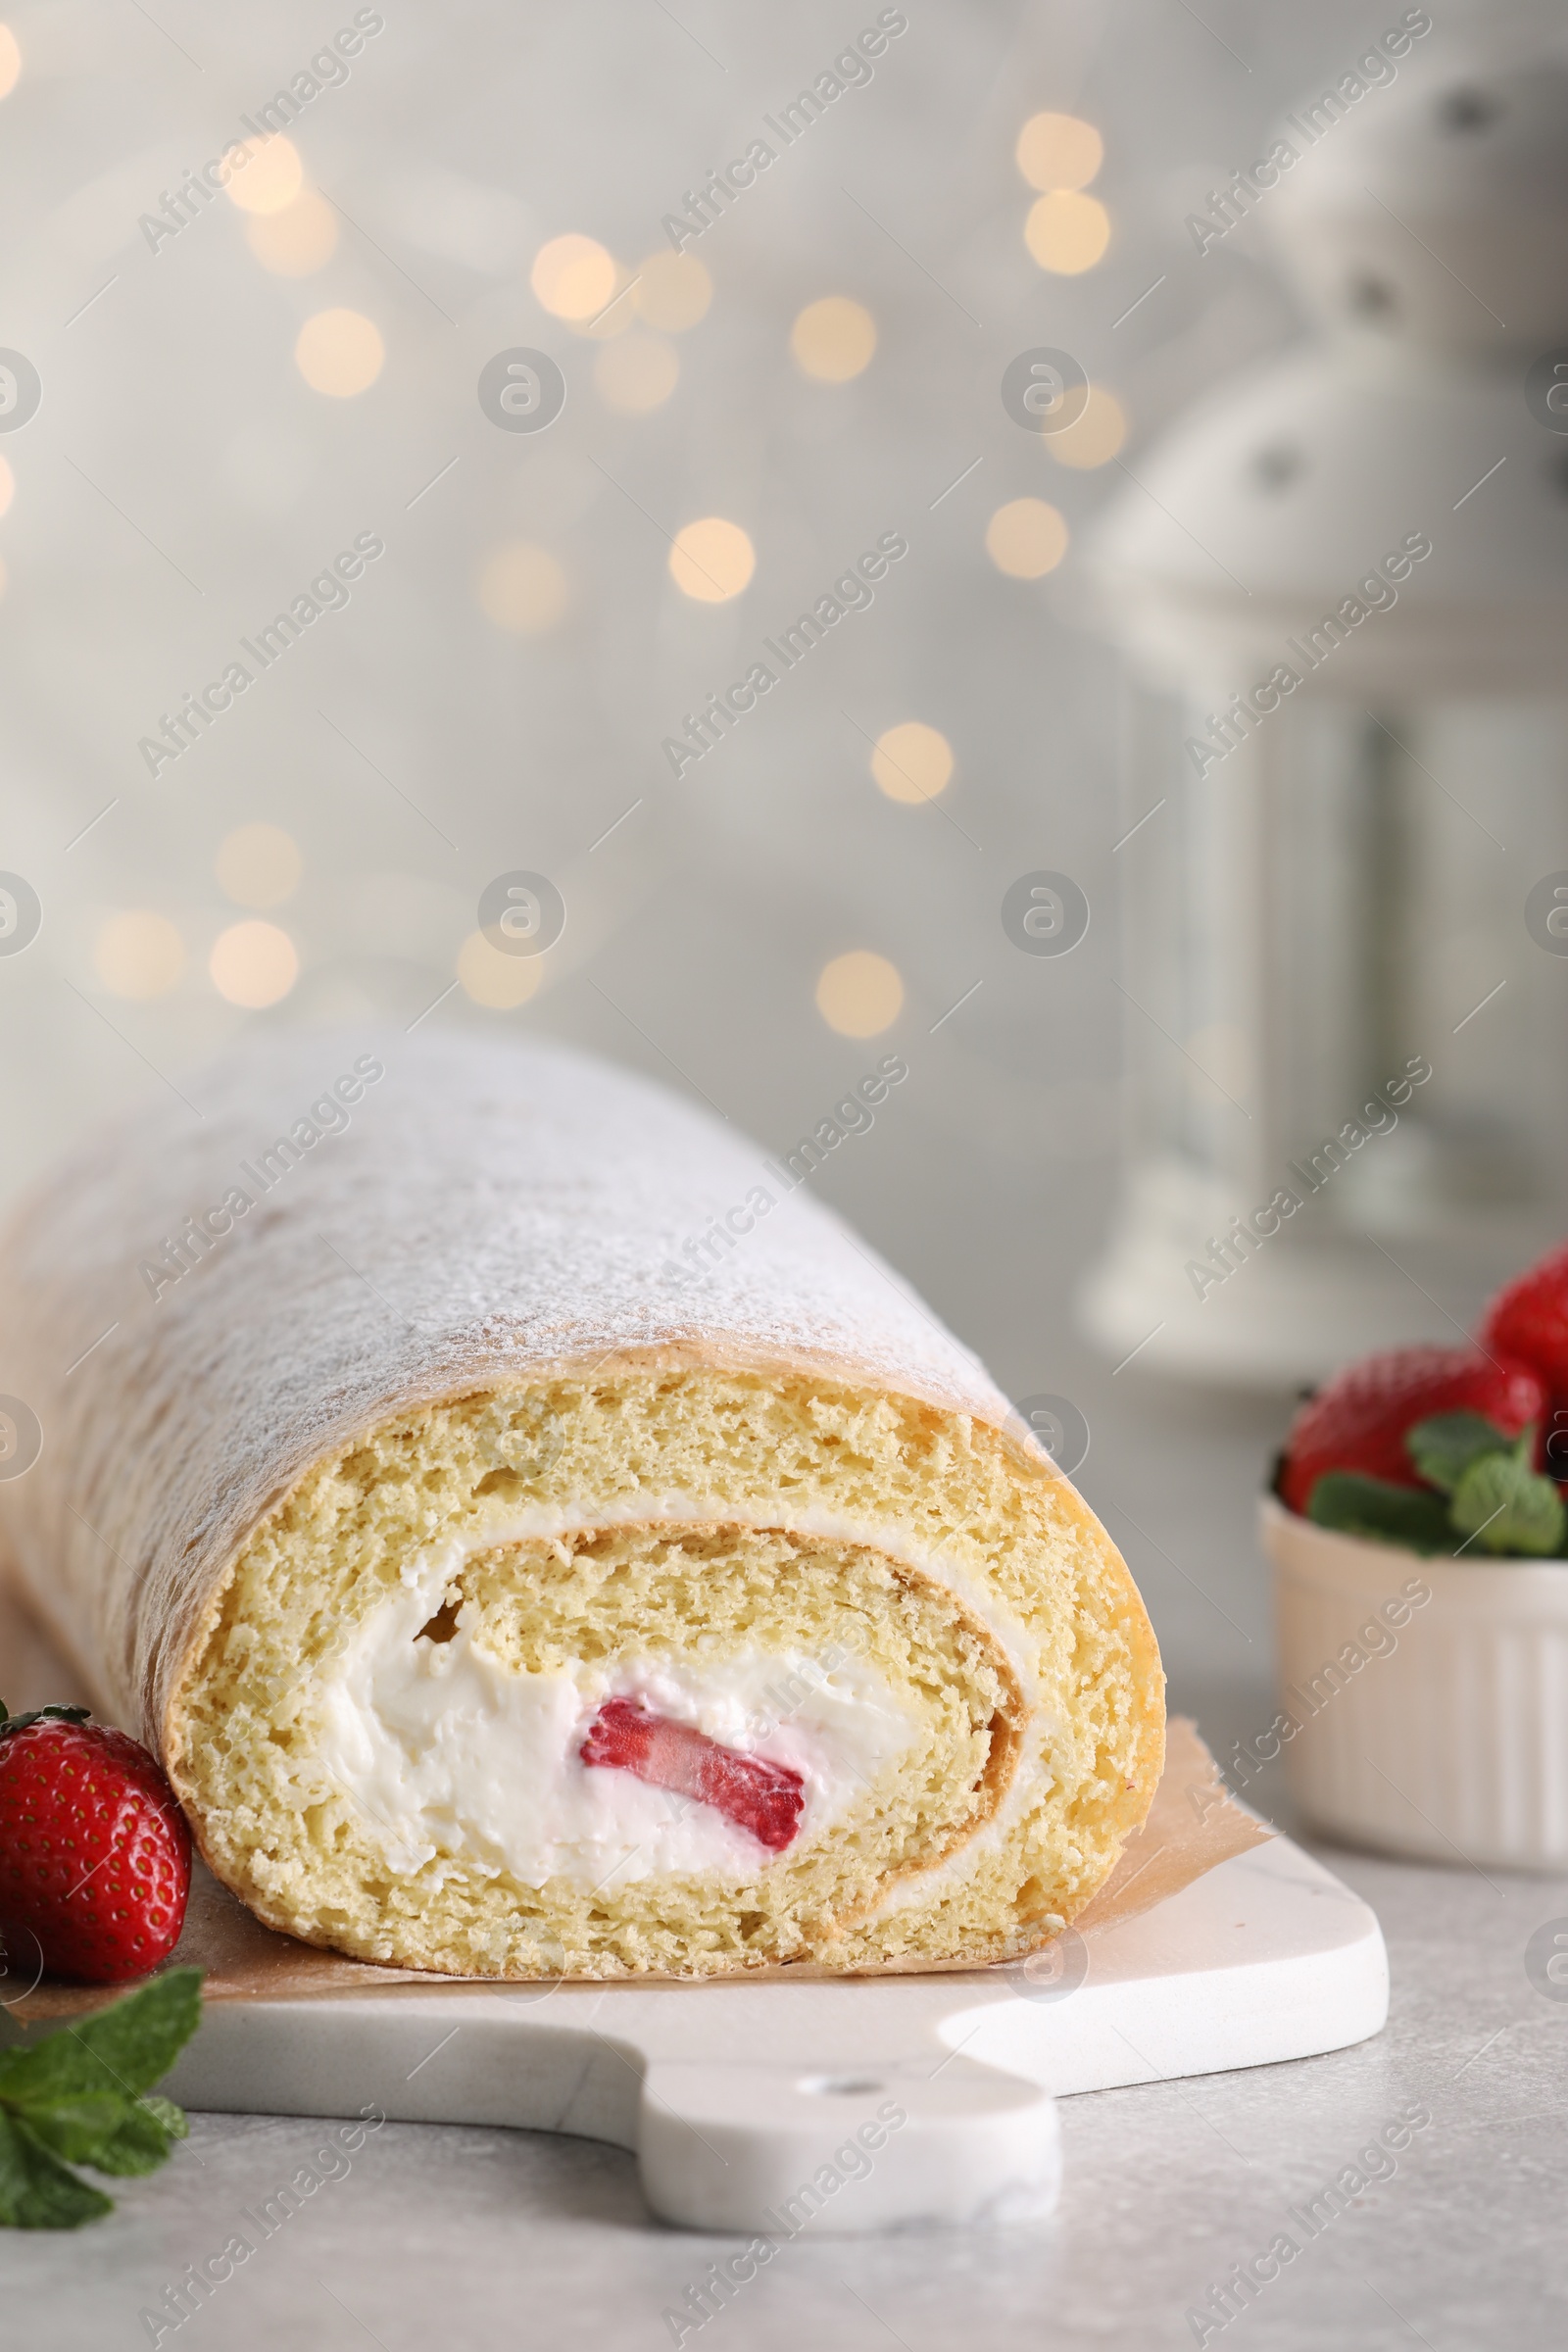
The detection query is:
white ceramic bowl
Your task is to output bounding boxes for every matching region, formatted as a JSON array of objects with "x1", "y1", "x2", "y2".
[{"x1": 1261, "y1": 1494, "x2": 1568, "y2": 1871}]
